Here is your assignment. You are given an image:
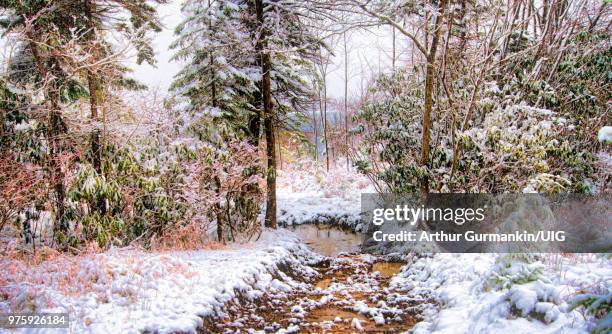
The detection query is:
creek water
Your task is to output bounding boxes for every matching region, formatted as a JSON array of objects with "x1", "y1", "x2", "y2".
[
  {"x1": 288, "y1": 224, "x2": 364, "y2": 257},
  {"x1": 201, "y1": 224, "x2": 417, "y2": 333}
]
